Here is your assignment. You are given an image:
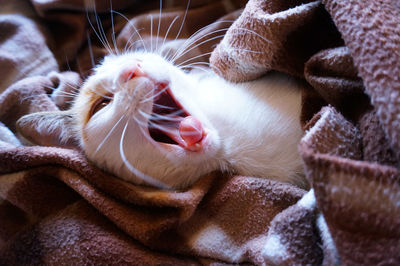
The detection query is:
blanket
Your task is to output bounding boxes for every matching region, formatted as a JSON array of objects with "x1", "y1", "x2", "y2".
[{"x1": 0, "y1": 0, "x2": 399, "y2": 265}]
